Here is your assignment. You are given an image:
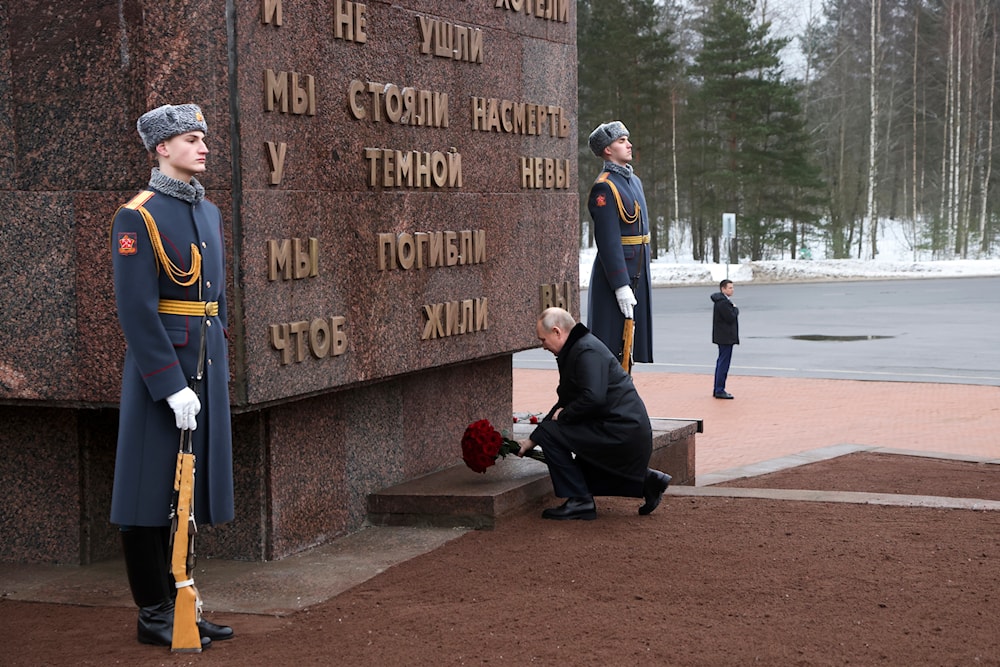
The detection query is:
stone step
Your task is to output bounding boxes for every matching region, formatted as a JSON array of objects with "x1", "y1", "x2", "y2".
[{"x1": 367, "y1": 418, "x2": 698, "y2": 529}]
